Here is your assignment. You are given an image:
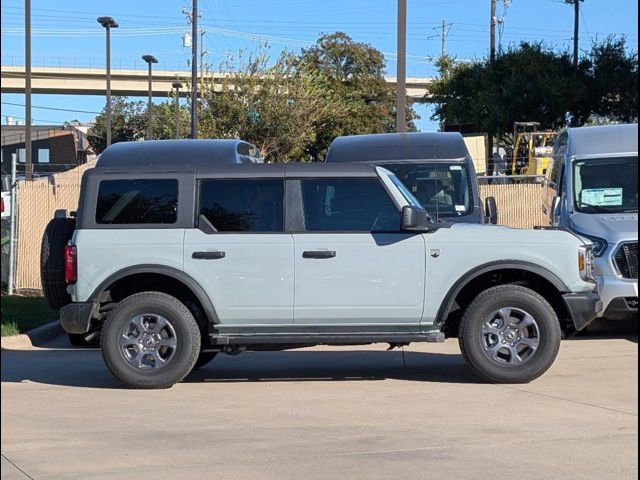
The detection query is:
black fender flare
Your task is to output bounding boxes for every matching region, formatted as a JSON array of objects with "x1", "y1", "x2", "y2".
[
  {"x1": 434, "y1": 260, "x2": 570, "y2": 328},
  {"x1": 89, "y1": 264, "x2": 219, "y2": 324}
]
